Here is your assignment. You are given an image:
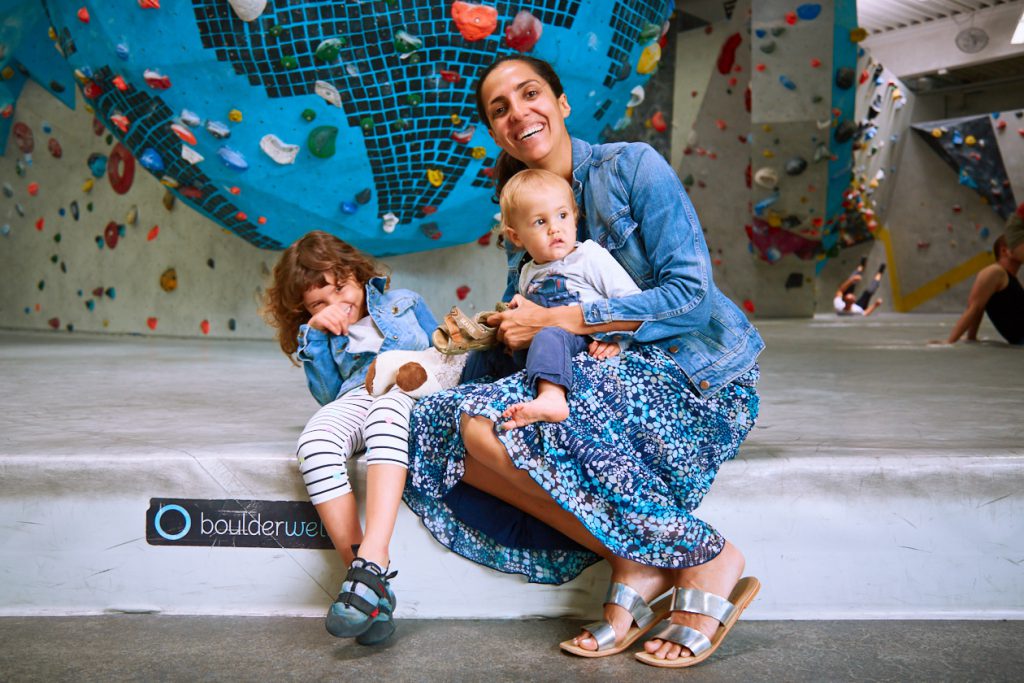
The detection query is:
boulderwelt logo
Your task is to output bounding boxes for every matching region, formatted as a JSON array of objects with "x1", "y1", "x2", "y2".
[{"x1": 146, "y1": 498, "x2": 334, "y2": 549}]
